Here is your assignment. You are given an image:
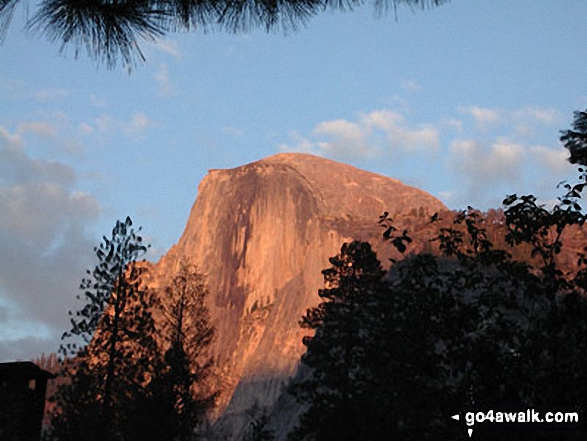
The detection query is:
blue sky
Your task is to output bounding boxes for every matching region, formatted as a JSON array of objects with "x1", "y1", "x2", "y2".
[{"x1": 1, "y1": 0, "x2": 586, "y2": 361}]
